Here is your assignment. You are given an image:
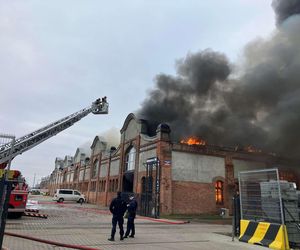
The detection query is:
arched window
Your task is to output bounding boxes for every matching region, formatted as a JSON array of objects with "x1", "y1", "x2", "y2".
[
  {"x1": 124, "y1": 146, "x2": 136, "y2": 171},
  {"x1": 92, "y1": 160, "x2": 99, "y2": 178},
  {"x1": 215, "y1": 180, "x2": 224, "y2": 205}
]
